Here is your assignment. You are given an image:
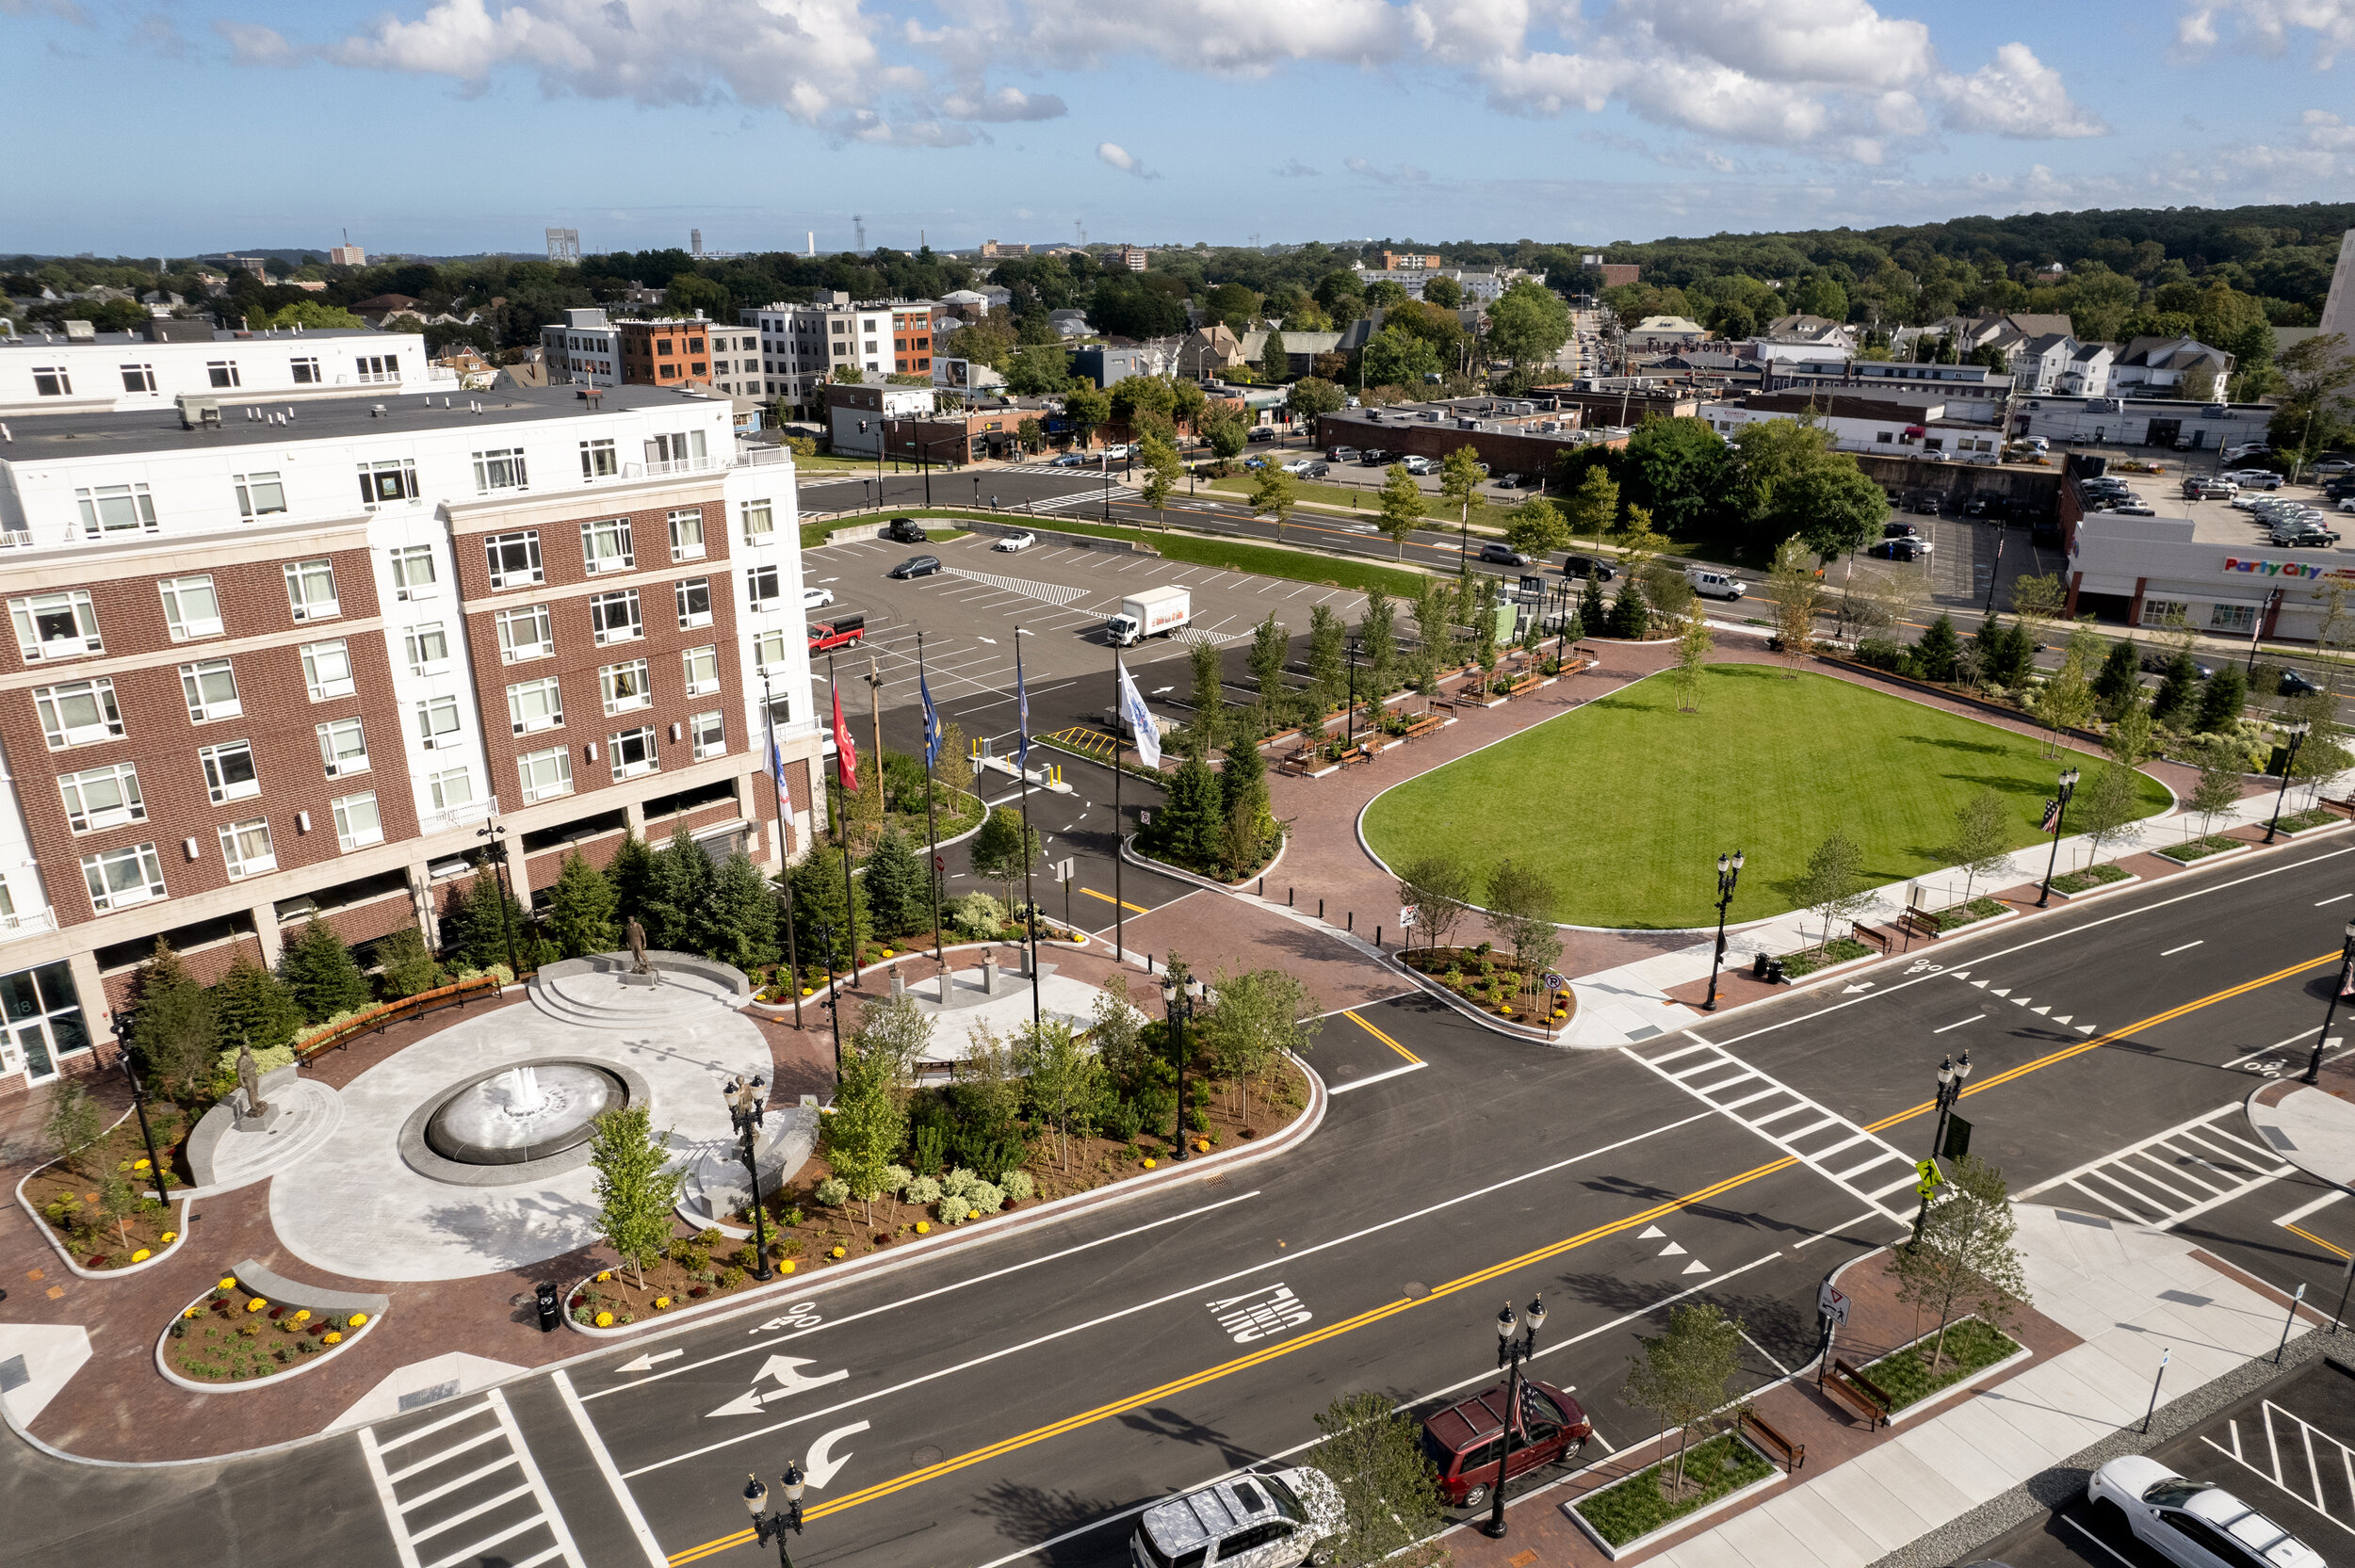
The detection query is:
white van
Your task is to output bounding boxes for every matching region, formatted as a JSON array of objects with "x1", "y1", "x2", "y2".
[{"x1": 1685, "y1": 567, "x2": 1747, "y2": 600}]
